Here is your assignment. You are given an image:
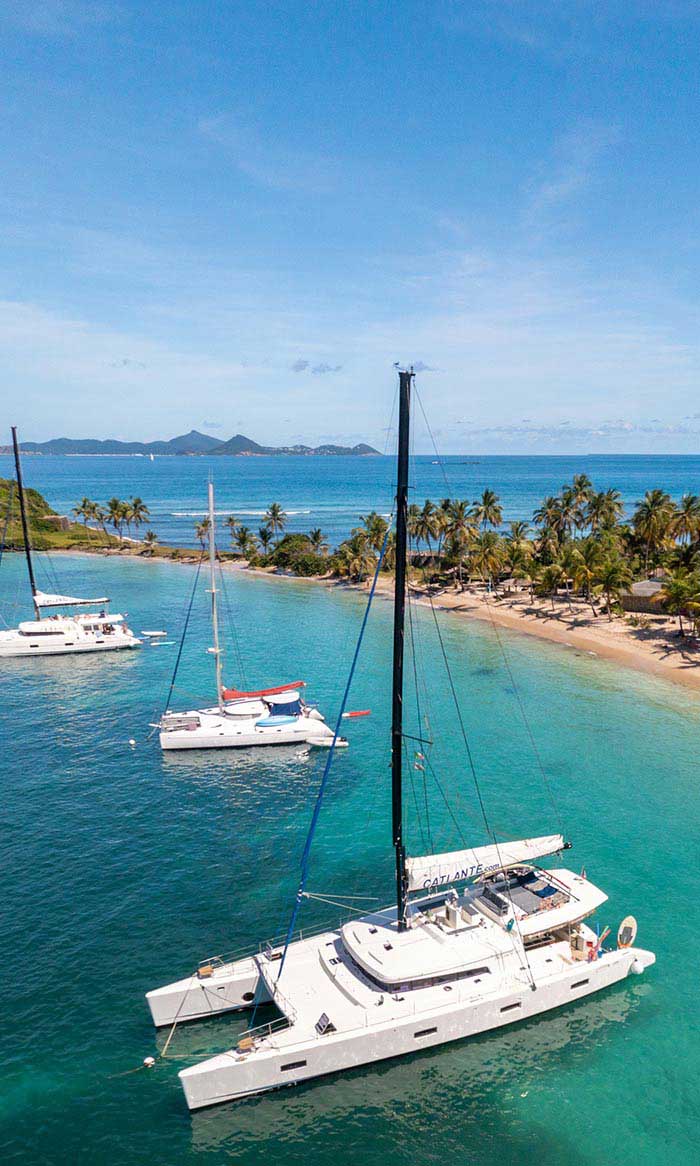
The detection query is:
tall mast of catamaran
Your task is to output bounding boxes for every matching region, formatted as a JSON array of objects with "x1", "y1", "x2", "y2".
[
  {"x1": 11, "y1": 426, "x2": 39, "y2": 619},
  {"x1": 207, "y1": 481, "x2": 224, "y2": 713},
  {"x1": 392, "y1": 368, "x2": 412, "y2": 931}
]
